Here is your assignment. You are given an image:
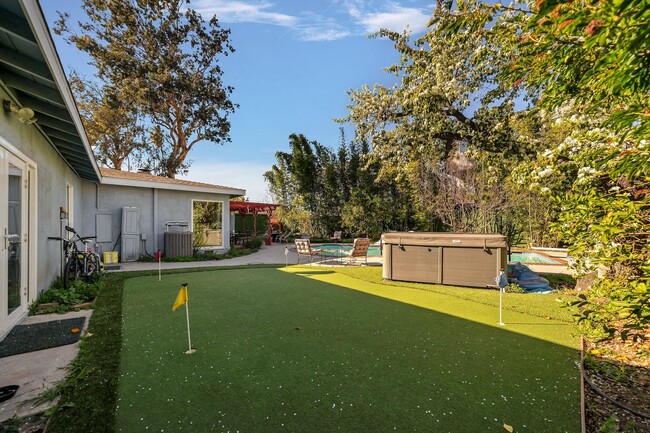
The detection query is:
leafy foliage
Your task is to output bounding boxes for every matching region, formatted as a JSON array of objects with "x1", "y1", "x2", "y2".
[
  {"x1": 69, "y1": 73, "x2": 146, "y2": 170},
  {"x1": 515, "y1": 0, "x2": 650, "y2": 138},
  {"x1": 55, "y1": 0, "x2": 236, "y2": 177},
  {"x1": 265, "y1": 131, "x2": 415, "y2": 238},
  {"x1": 505, "y1": 0, "x2": 650, "y2": 344},
  {"x1": 29, "y1": 279, "x2": 101, "y2": 314}
]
